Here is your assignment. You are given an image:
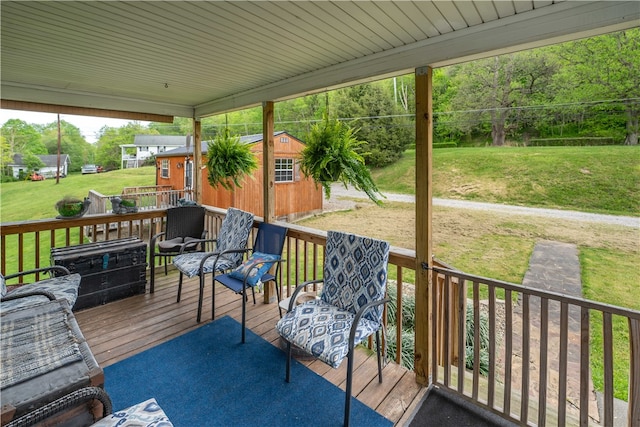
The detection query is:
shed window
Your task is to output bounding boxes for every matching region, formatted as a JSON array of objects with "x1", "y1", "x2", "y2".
[
  {"x1": 161, "y1": 159, "x2": 170, "y2": 178},
  {"x1": 275, "y1": 158, "x2": 294, "y2": 182}
]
